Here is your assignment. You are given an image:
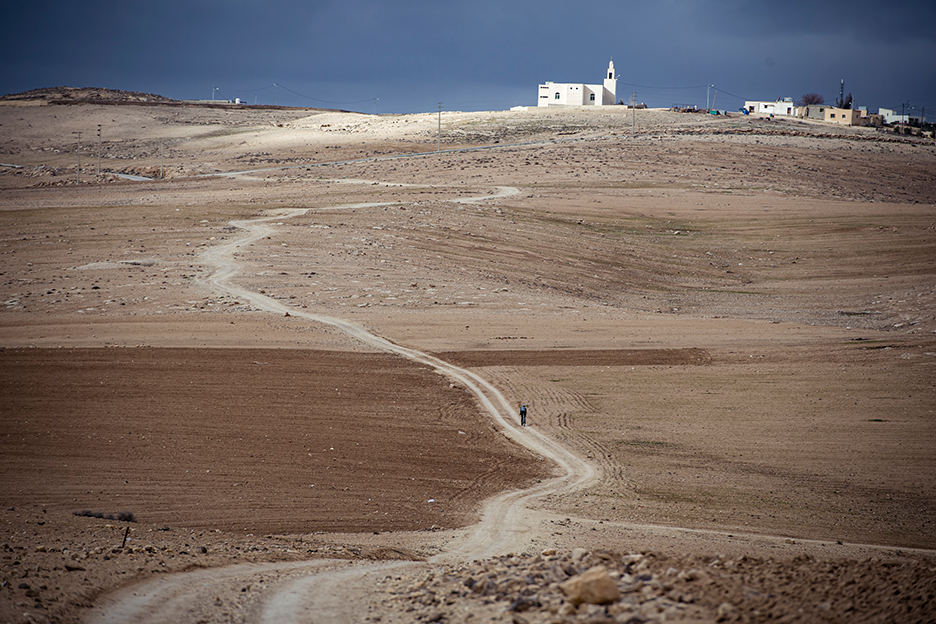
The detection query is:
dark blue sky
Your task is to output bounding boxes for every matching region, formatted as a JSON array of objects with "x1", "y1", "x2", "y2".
[{"x1": 2, "y1": 0, "x2": 934, "y2": 117}]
